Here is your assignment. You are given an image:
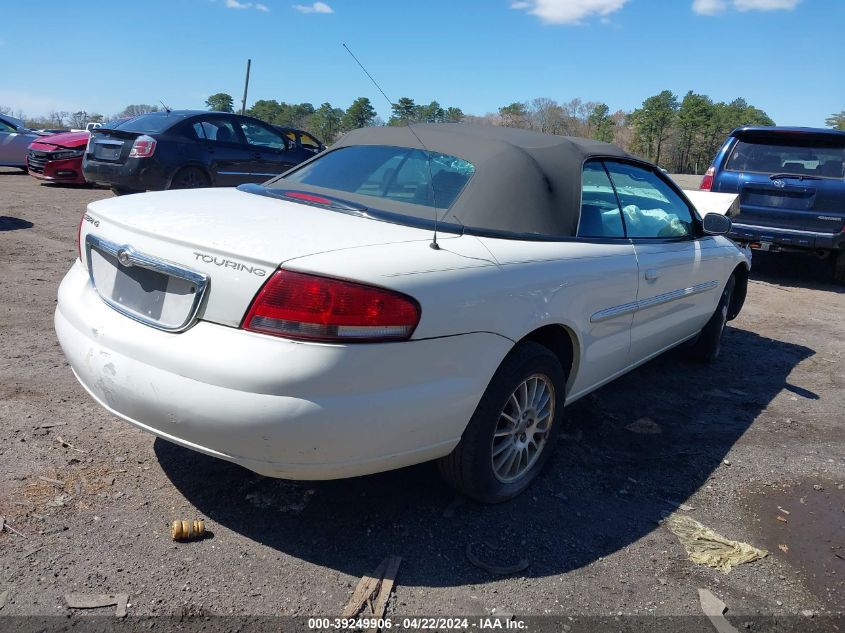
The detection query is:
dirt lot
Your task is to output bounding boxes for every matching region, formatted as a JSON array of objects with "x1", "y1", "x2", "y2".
[{"x1": 1, "y1": 170, "x2": 843, "y2": 629}]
